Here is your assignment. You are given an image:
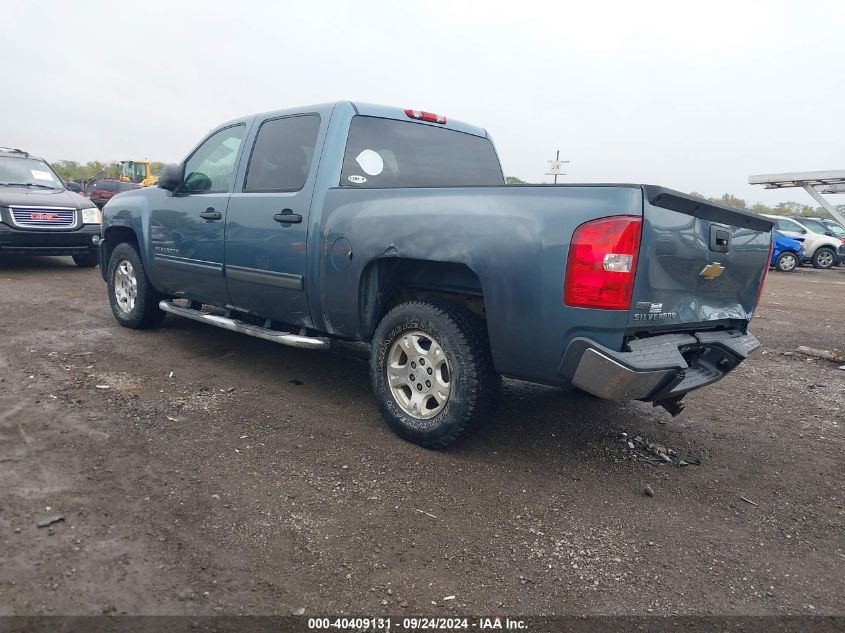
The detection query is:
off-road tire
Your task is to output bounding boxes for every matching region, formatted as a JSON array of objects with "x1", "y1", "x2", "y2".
[
  {"x1": 72, "y1": 252, "x2": 99, "y2": 268},
  {"x1": 774, "y1": 251, "x2": 798, "y2": 273},
  {"x1": 107, "y1": 242, "x2": 166, "y2": 329},
  {"x1": 811, "y1": 247, "x2": 835, "y2": 269},
  {"x1": 370, "y1": 300, "x2": 497, "y2": 449}
]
